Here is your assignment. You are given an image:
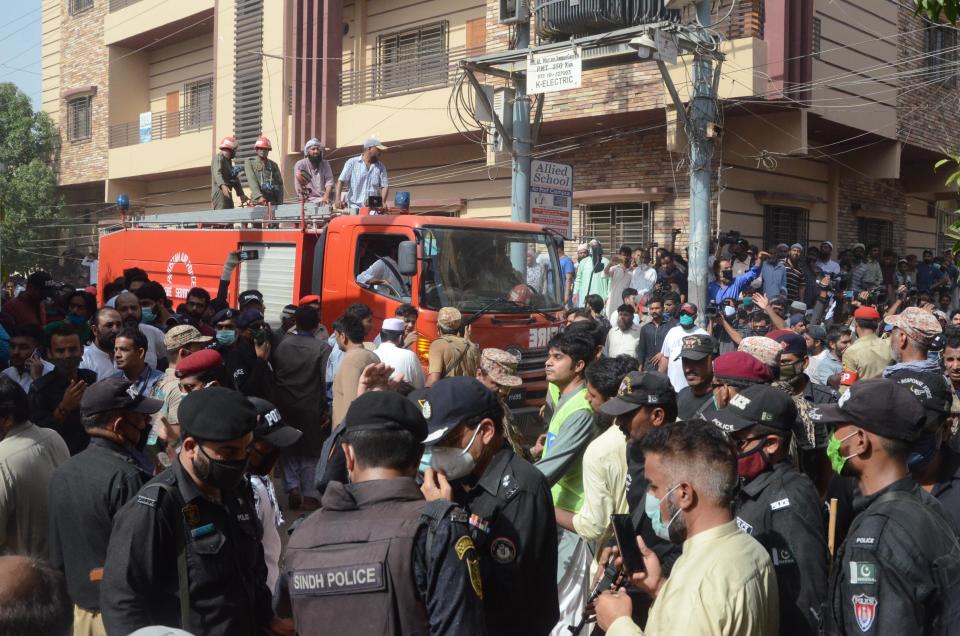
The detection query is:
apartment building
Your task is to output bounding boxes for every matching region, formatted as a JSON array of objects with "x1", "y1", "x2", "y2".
[{"x1": 42, "y1": 0, "x2": 959, "y2": 256}]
